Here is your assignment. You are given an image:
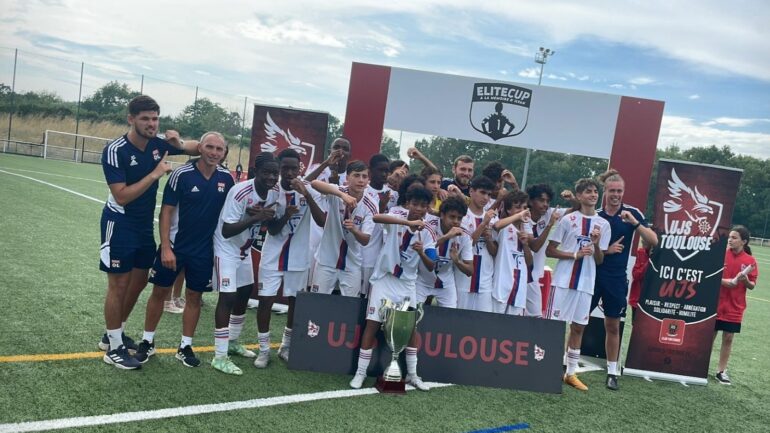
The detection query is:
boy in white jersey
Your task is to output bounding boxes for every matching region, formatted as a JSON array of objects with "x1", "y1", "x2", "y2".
[
  {"x1": 491, "y1": 191, "x2": 533, "y2": 315},
  {"x1": 256, "y1": 149, "x2": 325, "y2": 368},
  {"x1": 456, "y1": 176, "x2": 498, "y2": 312},
  {"x1": 350, "y1": 186, "x2": 437, "y2": 391},
  {"x1": 362, "y1": 154, "x2": 398, "y2": 296},
  {"x1": 546, "y1": 178, "x2": 610, "y2": 391},
  {"x1": 526, "y1": 184, "x2": 576, "y2": 317},
  {"x1": 417, "y1": 196, "x2": 473, "y2": 308},
  {"x1": 310, "y1": 160, "x2": 376, "y2": 296},
  {"x1": 210, "y1": 152, "x2": 280, "y2": 375}
]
